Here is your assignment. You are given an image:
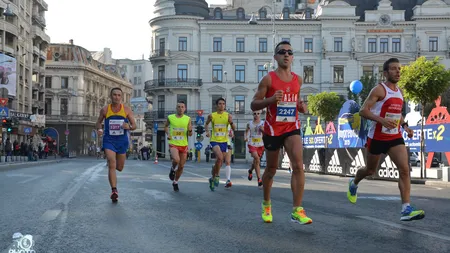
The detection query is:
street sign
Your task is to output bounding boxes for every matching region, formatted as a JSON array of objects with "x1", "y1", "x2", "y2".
[
  {"x1": 0, "y1": 98, "x2": 7, "y2": 107},
  {"x1": 195, "y1": 142, "x2": 203, "y2": 150},
  {"x1": 24, "y1": 127, "x2": 32, "y2": 134},
  {"x1": 0, "y1": 107, "x2": 8, "y2": 117},
  {"x1": 154, "y1": 122, "x2": 158, "y2": 129},
  {"x1": 196, "y1": 135, "x2": 204, "y2": 142},
  {"x1": 196, "y1": 110, "x2": 204, "y2": 116},
  {"x1": 196, "y1": 116, "x2": 205, "y2": 125},
  {"x1": 65, "y1": 130, "x2": 70, "y2": 135}
]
